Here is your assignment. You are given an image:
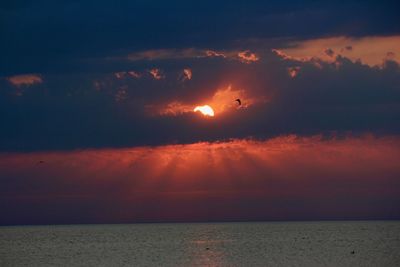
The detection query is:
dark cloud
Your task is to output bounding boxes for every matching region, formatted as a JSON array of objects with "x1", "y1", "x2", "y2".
[
  {"x1": 1, "y1": 50, "x2": 399, "y2": 151},
  {"x1": 324, "y1": 48, "x2": 335, "y2": 57},
  {"x1": 1, "y1": 1, "x2": 399, "y2": 74}
]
